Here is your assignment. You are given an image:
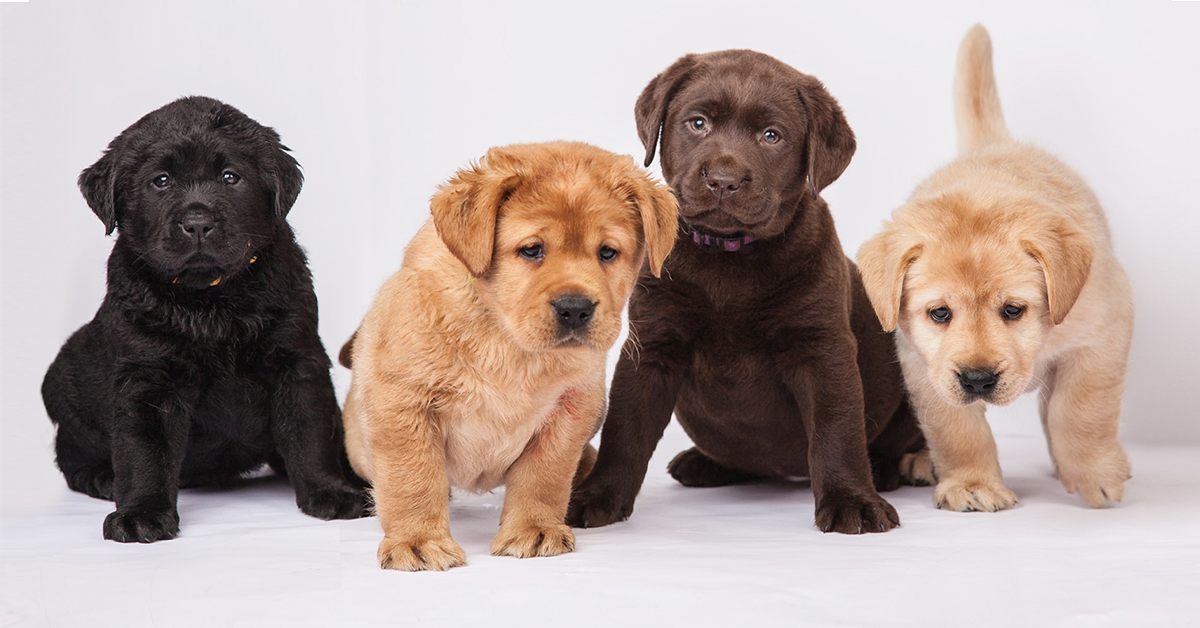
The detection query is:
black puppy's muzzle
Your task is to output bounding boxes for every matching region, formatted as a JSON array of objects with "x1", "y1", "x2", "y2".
[{"x1": 178, "y1": 202, "x2": 218, "y2": 244}]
